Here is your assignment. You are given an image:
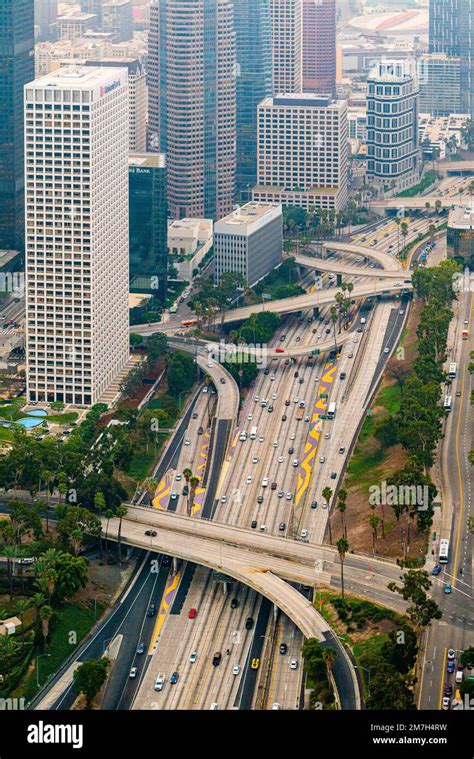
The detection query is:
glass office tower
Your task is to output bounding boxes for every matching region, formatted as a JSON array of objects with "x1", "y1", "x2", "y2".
[{"x1": 0, "y1": 0, "x2": 35, "y2": 253}]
